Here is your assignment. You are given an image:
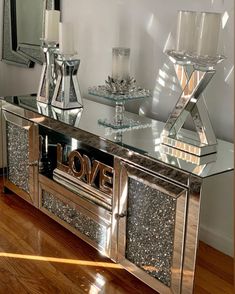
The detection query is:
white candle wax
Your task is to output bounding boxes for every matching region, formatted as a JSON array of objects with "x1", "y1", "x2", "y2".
[
  {"x1": 59, "y1": 22, "x2": 75, "y2": 55},
  {"x1": 176, "y1": 10, "x2": 197, "y2": 53},
  {"x1": 197, "y1": 12, "x2": 221, "y2": 57},
  {"x1": 44, "y1": 10, "x2": 60, "y2": 43},
  {"x1": 112, "y1": 47, "x2": 130, "y2": 80}
]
